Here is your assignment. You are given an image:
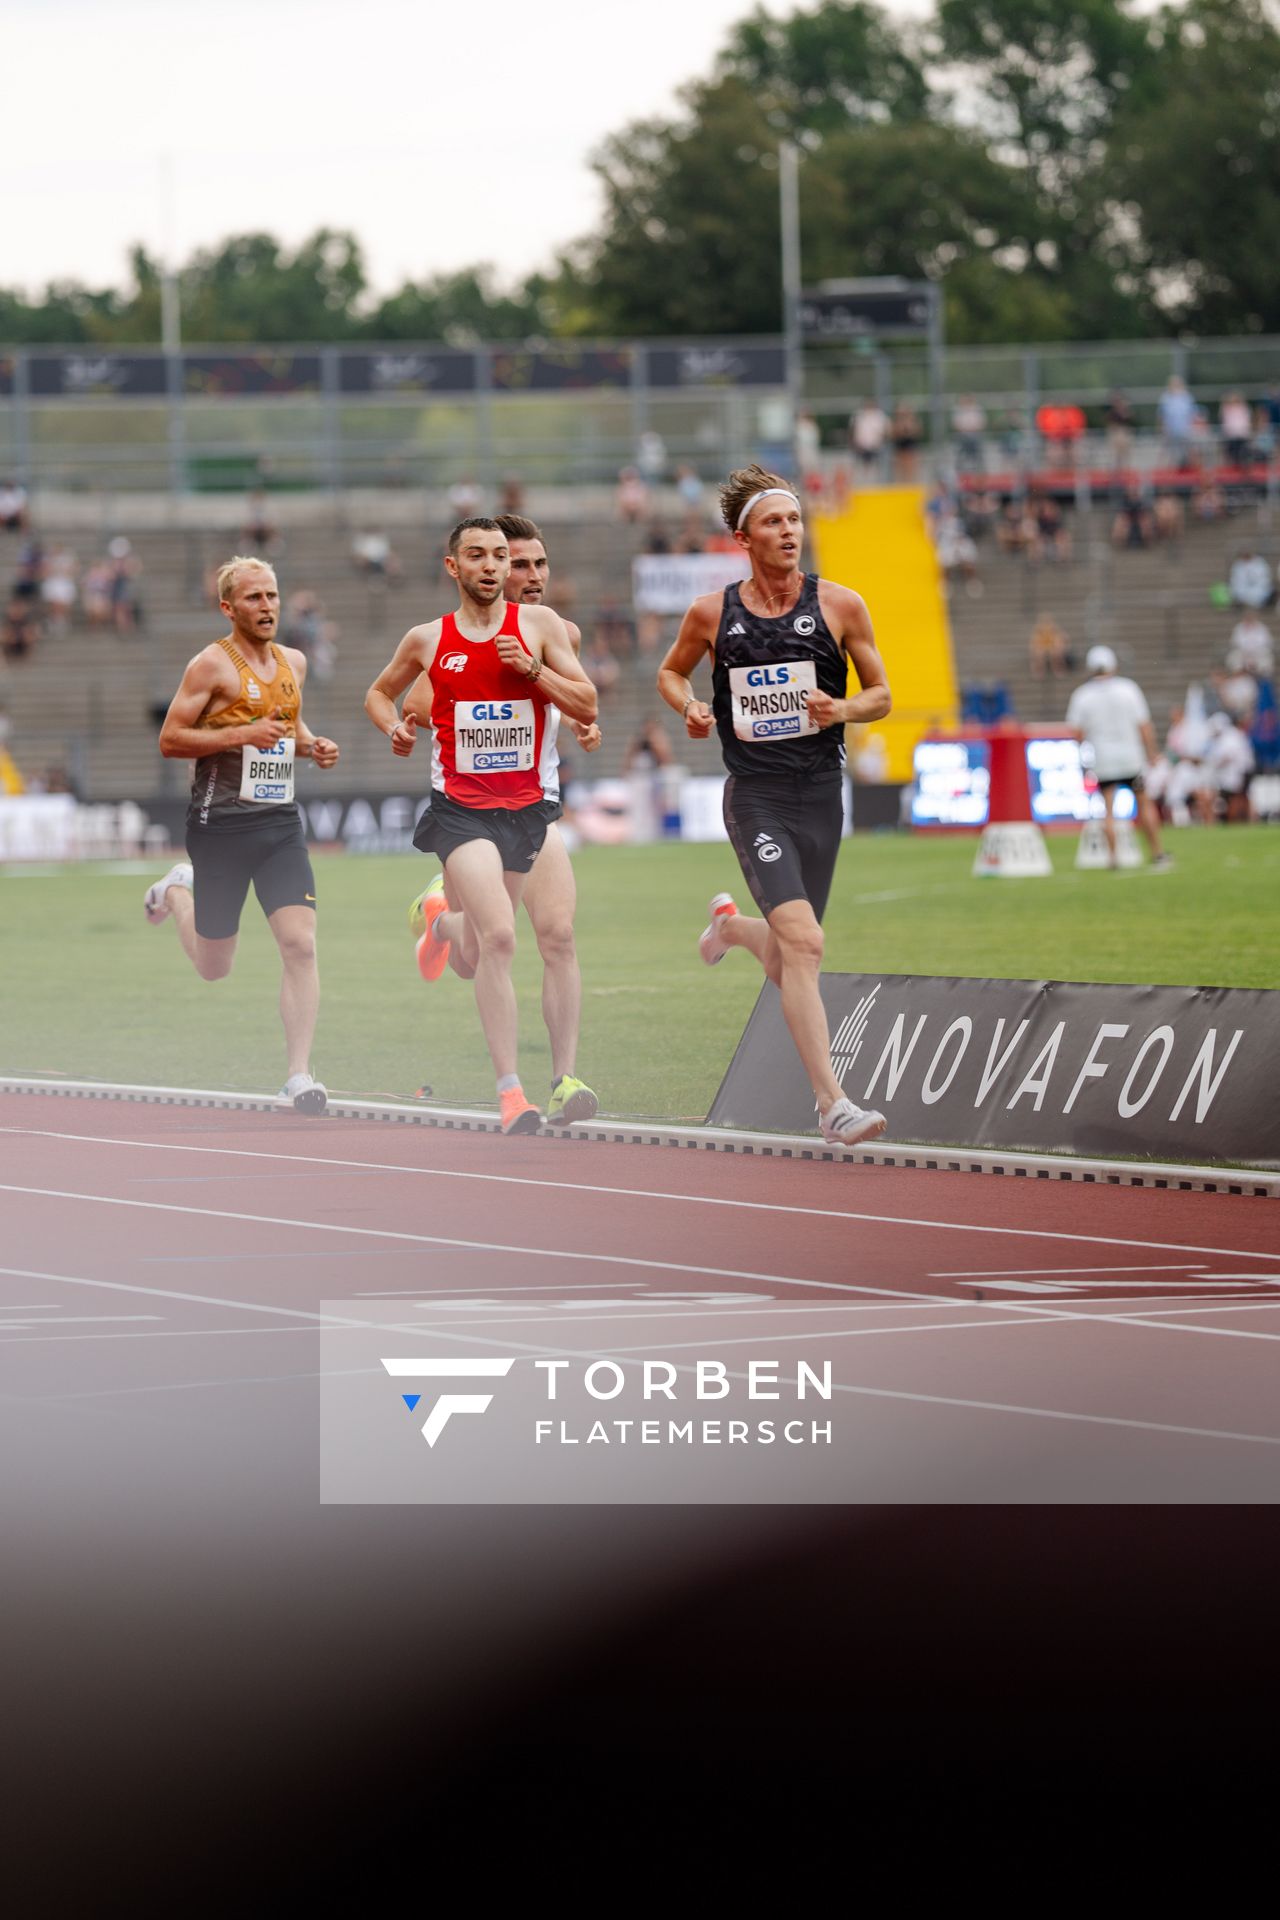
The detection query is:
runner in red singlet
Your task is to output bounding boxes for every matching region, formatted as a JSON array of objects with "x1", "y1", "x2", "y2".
[{"x1": 364, "y1": 517, "x2": 597, "y2": 1134}]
